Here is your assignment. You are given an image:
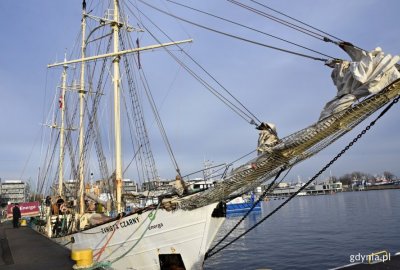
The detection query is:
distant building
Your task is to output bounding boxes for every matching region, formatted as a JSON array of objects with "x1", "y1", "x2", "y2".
[
  {"x1": 64, "y1": 179, "x2": 78, "y2": 201},
  {"x1": 187, "y1": 178, "x2": 215, "y2": 192},
  {"x1": 83, "y1": 178, "x2": 139, "y2": 197},
  {"x1": 94, "y1": 179, "x2": 113, "y2": 194},
  {"x1": 122, "y1": 179, "x2": 138, "y2": 194},
  {"x1": 0, "y1": 180, "x2": 28, "y2": 203},
  {"x1": 268, "y1": 185, "x2": 303, "y2": 197},
  {"x1": 141, "y1": 180, "x2": 172, "y2": 192},
  {"x1": 277, "y1": 182, "x2": 289, "y2": 188},
  {"x1": 267, "y1": 180, "x2": 343, "y2": 196},
  {"x1": 307, "y1": 182, "x2": 343, "y2": 194}
]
